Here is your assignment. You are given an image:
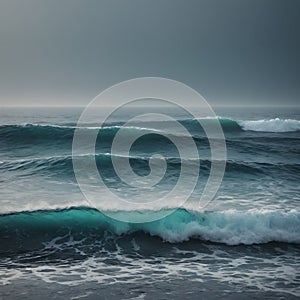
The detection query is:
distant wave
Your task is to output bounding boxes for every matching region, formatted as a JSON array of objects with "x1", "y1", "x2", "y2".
[
  {"x1": 1, "y1": 118, "x2": 299, "y2": 138},
  {"x1": 0, "y1": 207, "x2": 299, "y2": 252}
]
